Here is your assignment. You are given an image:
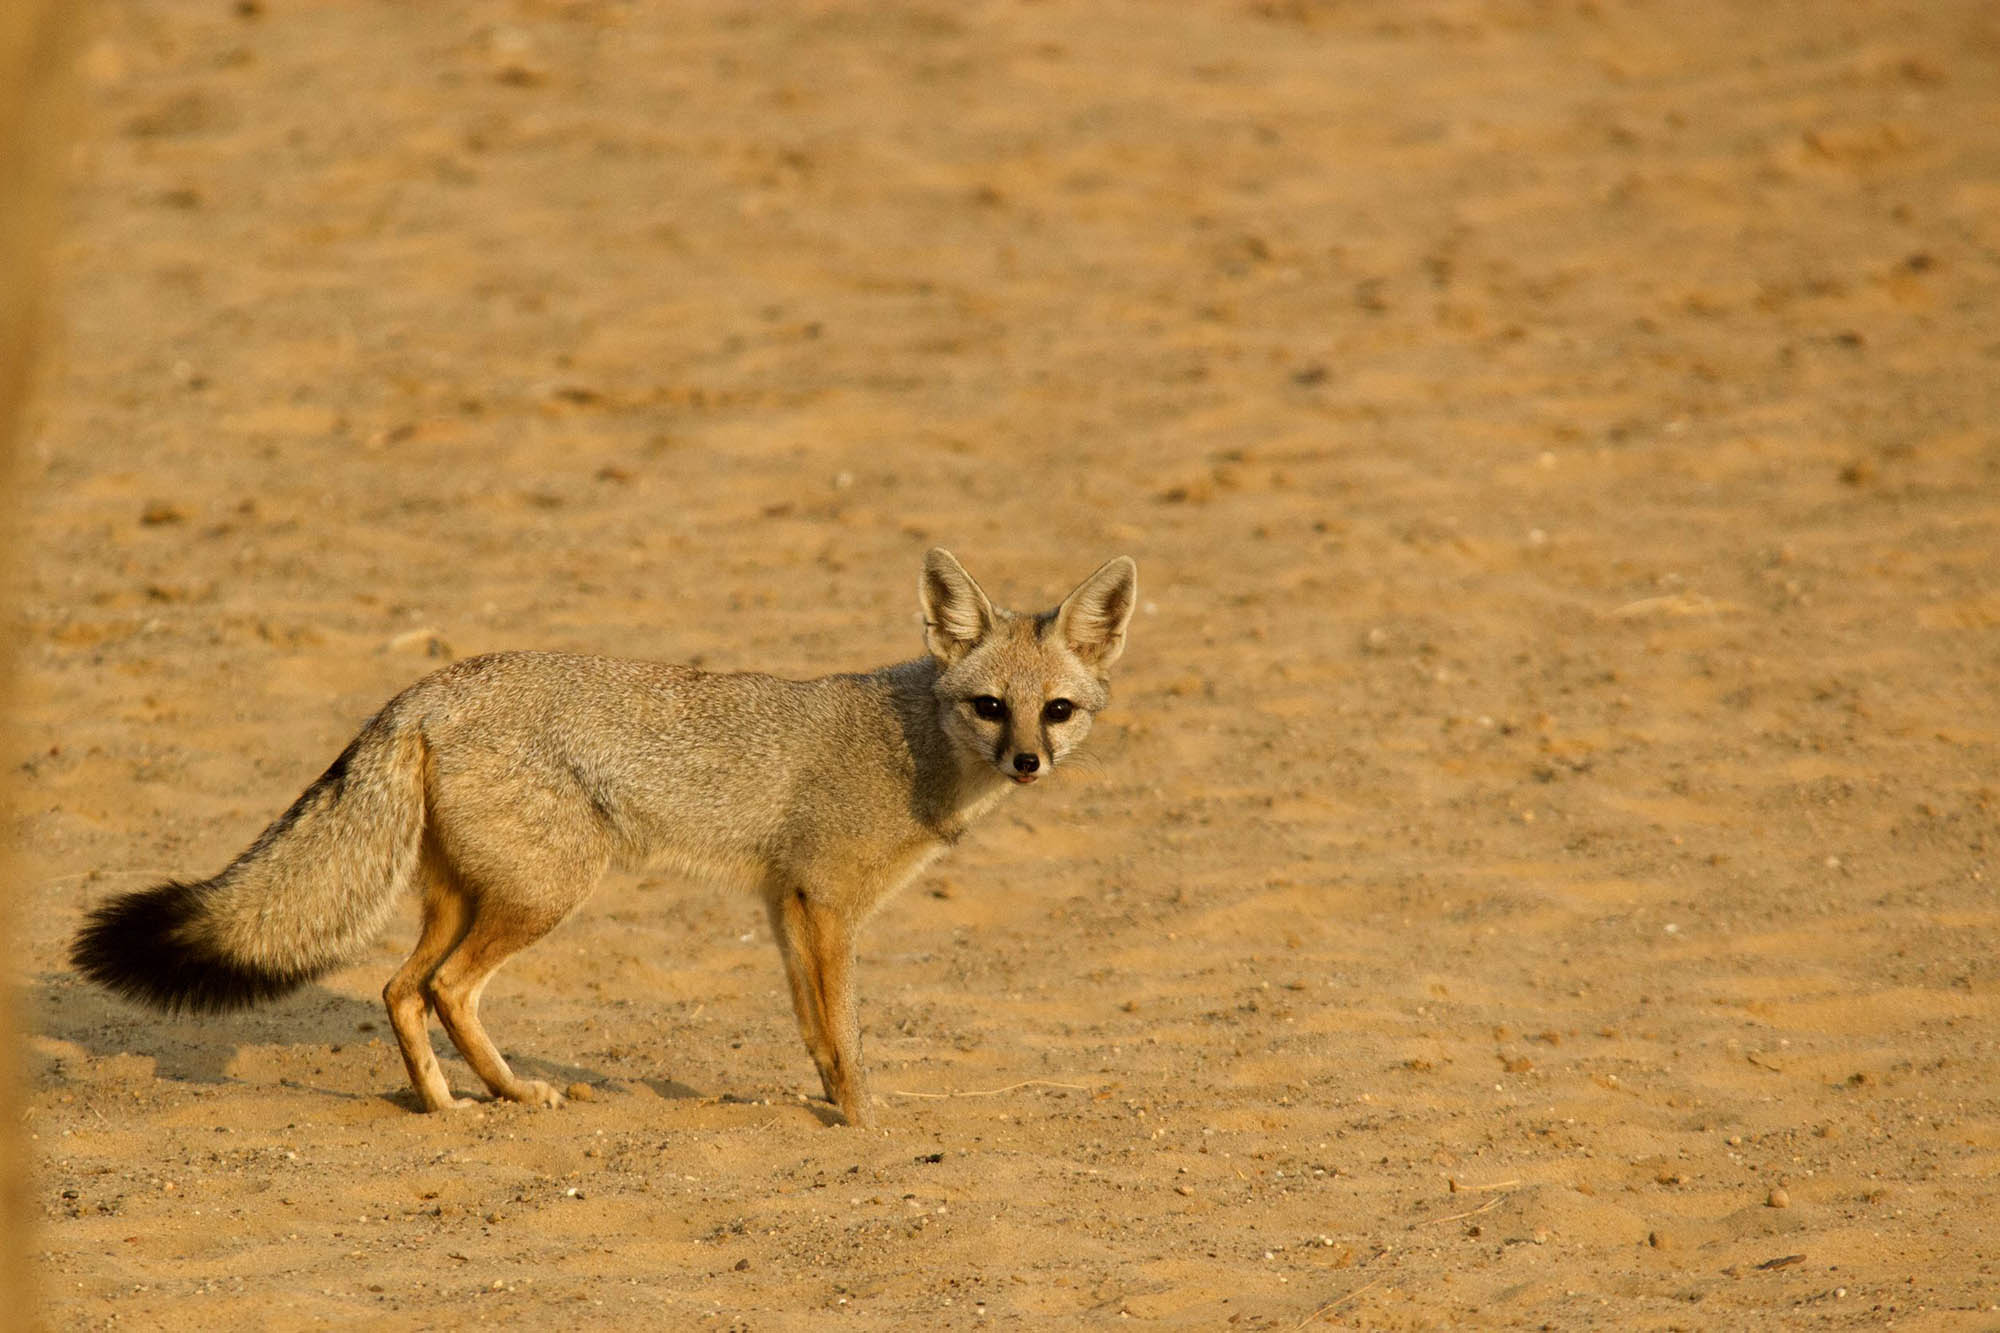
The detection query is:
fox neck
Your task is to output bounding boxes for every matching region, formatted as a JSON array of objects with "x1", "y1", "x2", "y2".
[
  {"x1": 948, "y1": 753, "x2": 1016, "y2": 828},
  {"x1": 880, "y1": 657, "x2": 1018, "y2": 842}
]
